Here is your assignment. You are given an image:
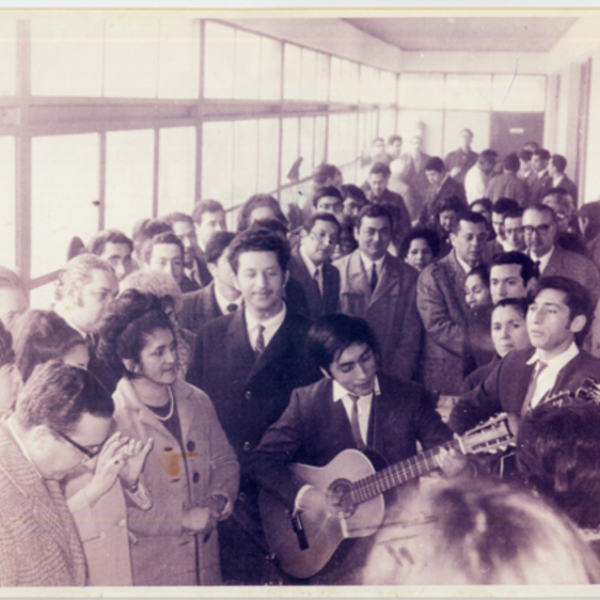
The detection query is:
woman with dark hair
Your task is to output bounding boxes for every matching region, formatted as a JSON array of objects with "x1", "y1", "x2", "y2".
[
  {"x1": 237, "y1": 194, "x2": 288, "y2": 233},
  {"x1": 98, "y1": 289, "x2": 239, "y2": 586},
  {"x1": 400, "y1": 228, "x2": 440, "y2": 272}
]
